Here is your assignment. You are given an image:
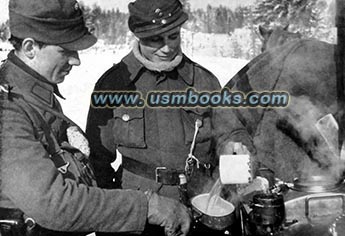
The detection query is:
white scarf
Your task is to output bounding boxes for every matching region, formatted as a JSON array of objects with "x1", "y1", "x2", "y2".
[{"x1": 132, "y1": 40, "x2": 183, "y2": 72}]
